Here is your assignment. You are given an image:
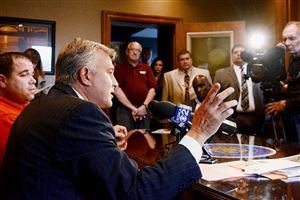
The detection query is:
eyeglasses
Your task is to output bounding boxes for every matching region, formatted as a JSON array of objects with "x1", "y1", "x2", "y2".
[{"x1": 128, "y1": 48, "x2": 142, "y2": 53}]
